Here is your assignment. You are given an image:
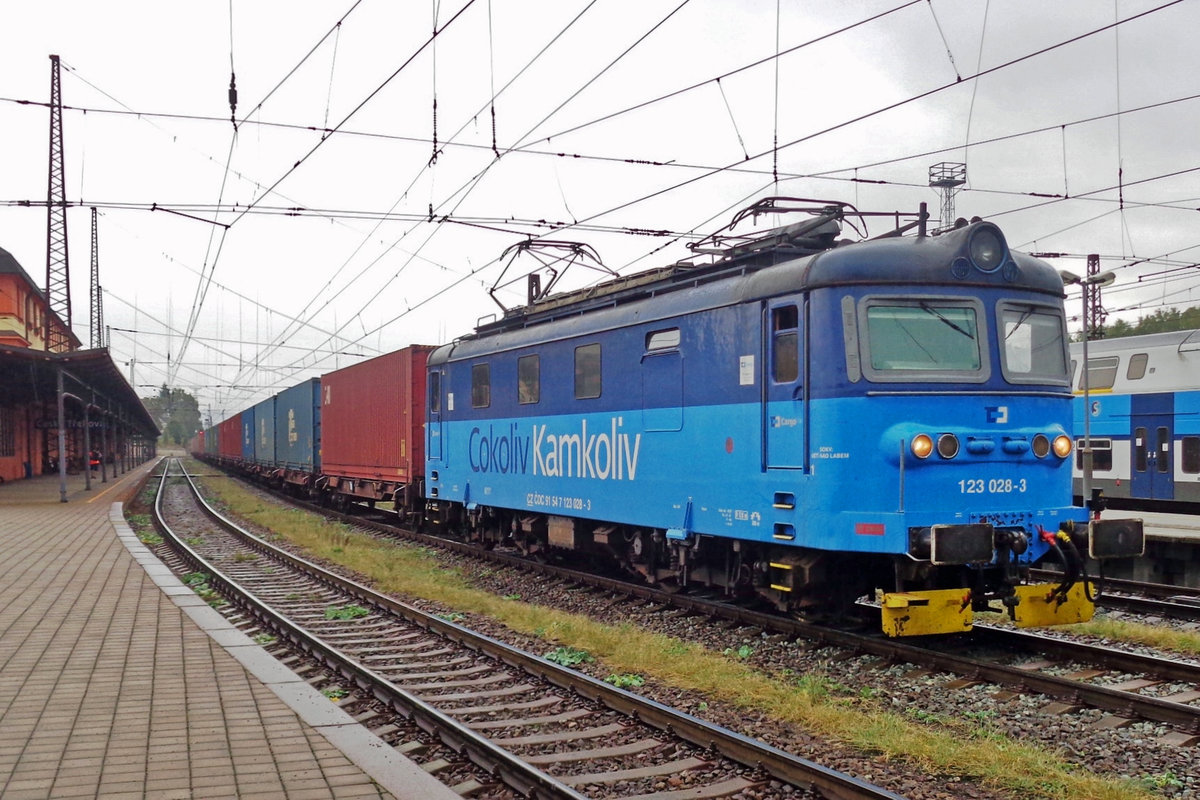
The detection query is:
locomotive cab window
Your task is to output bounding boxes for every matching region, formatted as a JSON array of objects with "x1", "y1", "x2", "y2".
[
  {"x1": 575, "y1": 343, "x2": 601, "y2": 399},
  {"x1": 998, "y1": 302, "x2": 1069, "y2": 384},
  {"x1": 772, "y1": 306, "x2": 799, "y2": 383},
  {"x1": 518, "y1": 355, "x2": 540, "y2": 404},
  {"x1": 471, "y1": 363, "x2": 491, "y2": 408},
  {"x1": 859, "y1": 298, "x2": 988, "y2": 382}
]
